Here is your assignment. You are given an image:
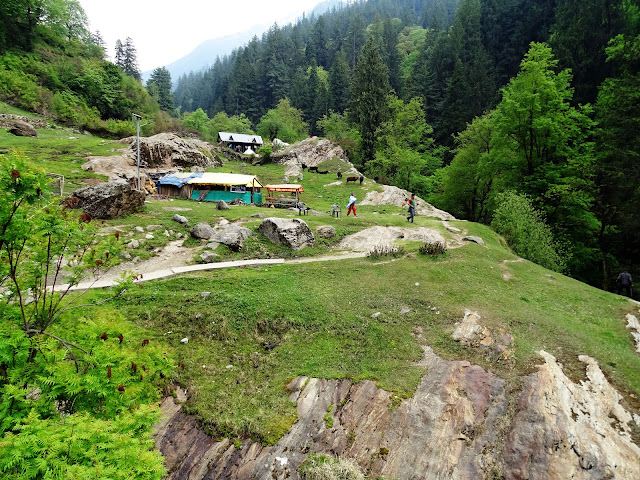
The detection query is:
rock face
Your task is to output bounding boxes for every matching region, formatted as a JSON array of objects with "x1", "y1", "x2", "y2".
[
  {"x1": 273, "y1": 138, "x2": 360, "y2": 179},
  {"x1": 359, "y1": 185, "x2": 455, "y2": 220},
  {"x1": 155, "y1": 348, "x2": 640, "y2": 480},
  {"x1": 118, "y1": 133, "x2": 223, "y2": 169},
  {"x1": 190, "y1": 223, "x2": 216, "y2": 240},
  {"x1": 65, "y1": 181, "x2": 145, "y2": 219},
  {"x1": 8, "y1": 120, "x2": 37, "y2": 137},
  {"x1": 0, "y1": 114, "x2": 48, "y2": 130},
  {"x1": 208, "y1": 223, "x2": 253, "y2": 251},
  {"x1": 259, "y1": 218, "x2": 315, "y2": 250},
  {"x1": 316, "y1": 225, "x2": 336, "y2": 239},
  {"x1": 338, "y1": 226, "x2": 445, "y2": 253},
  {"x1": 504, "y1": 351, "x2": 640, "y2": 480}
]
